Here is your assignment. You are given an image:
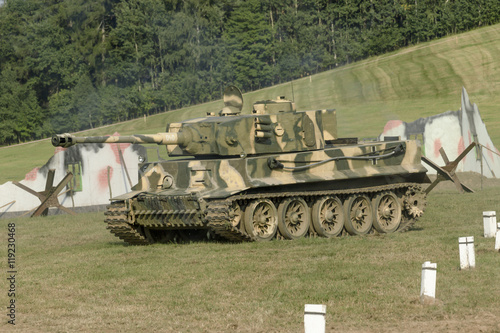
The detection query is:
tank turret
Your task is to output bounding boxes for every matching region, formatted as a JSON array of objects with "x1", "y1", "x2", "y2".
[
  {"x1": 50, "y1": 86, "x2": 430, "y2": 245},
  {"x1": 53, "y1": 86, "x2": 338, "y2": 158}
]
